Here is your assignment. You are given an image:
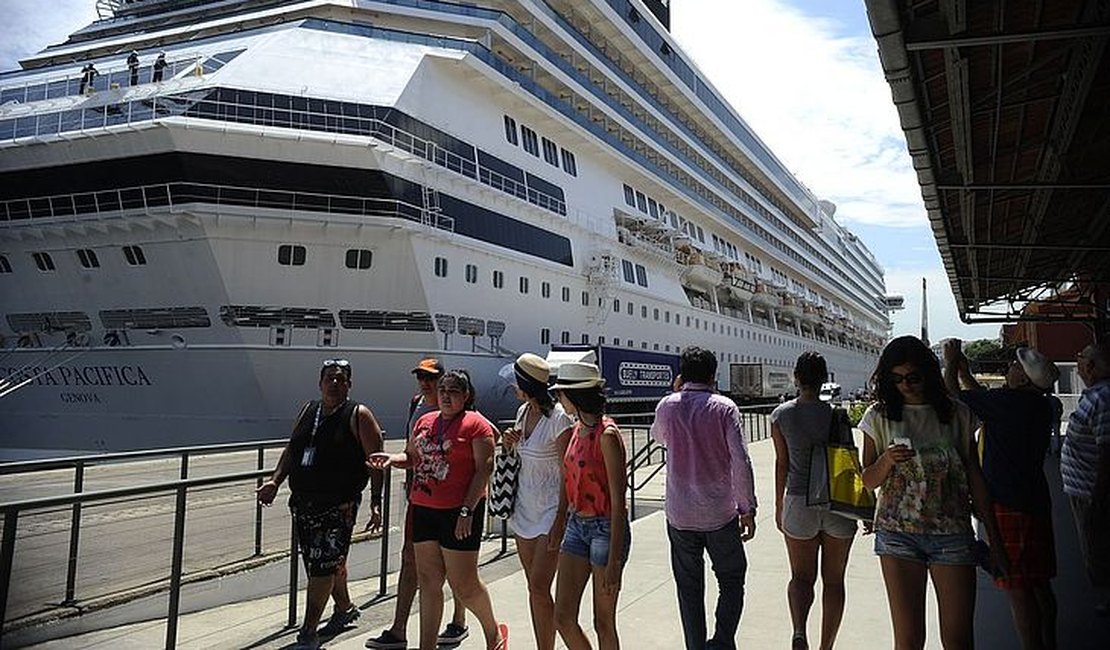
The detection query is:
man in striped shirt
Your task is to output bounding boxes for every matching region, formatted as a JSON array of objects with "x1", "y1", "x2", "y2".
[{"x1": 1062, "y1": 342, "x2": 1110, "y2": 615}]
